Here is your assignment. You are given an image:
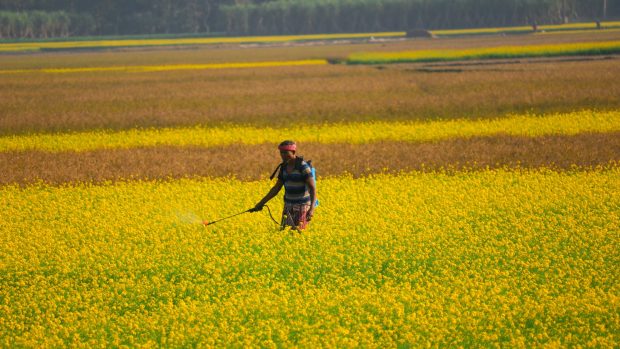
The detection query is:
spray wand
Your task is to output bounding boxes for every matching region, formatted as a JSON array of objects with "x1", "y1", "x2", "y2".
[{"x1": 202, "y1": 205, "x2": 279, "y2": 227}]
